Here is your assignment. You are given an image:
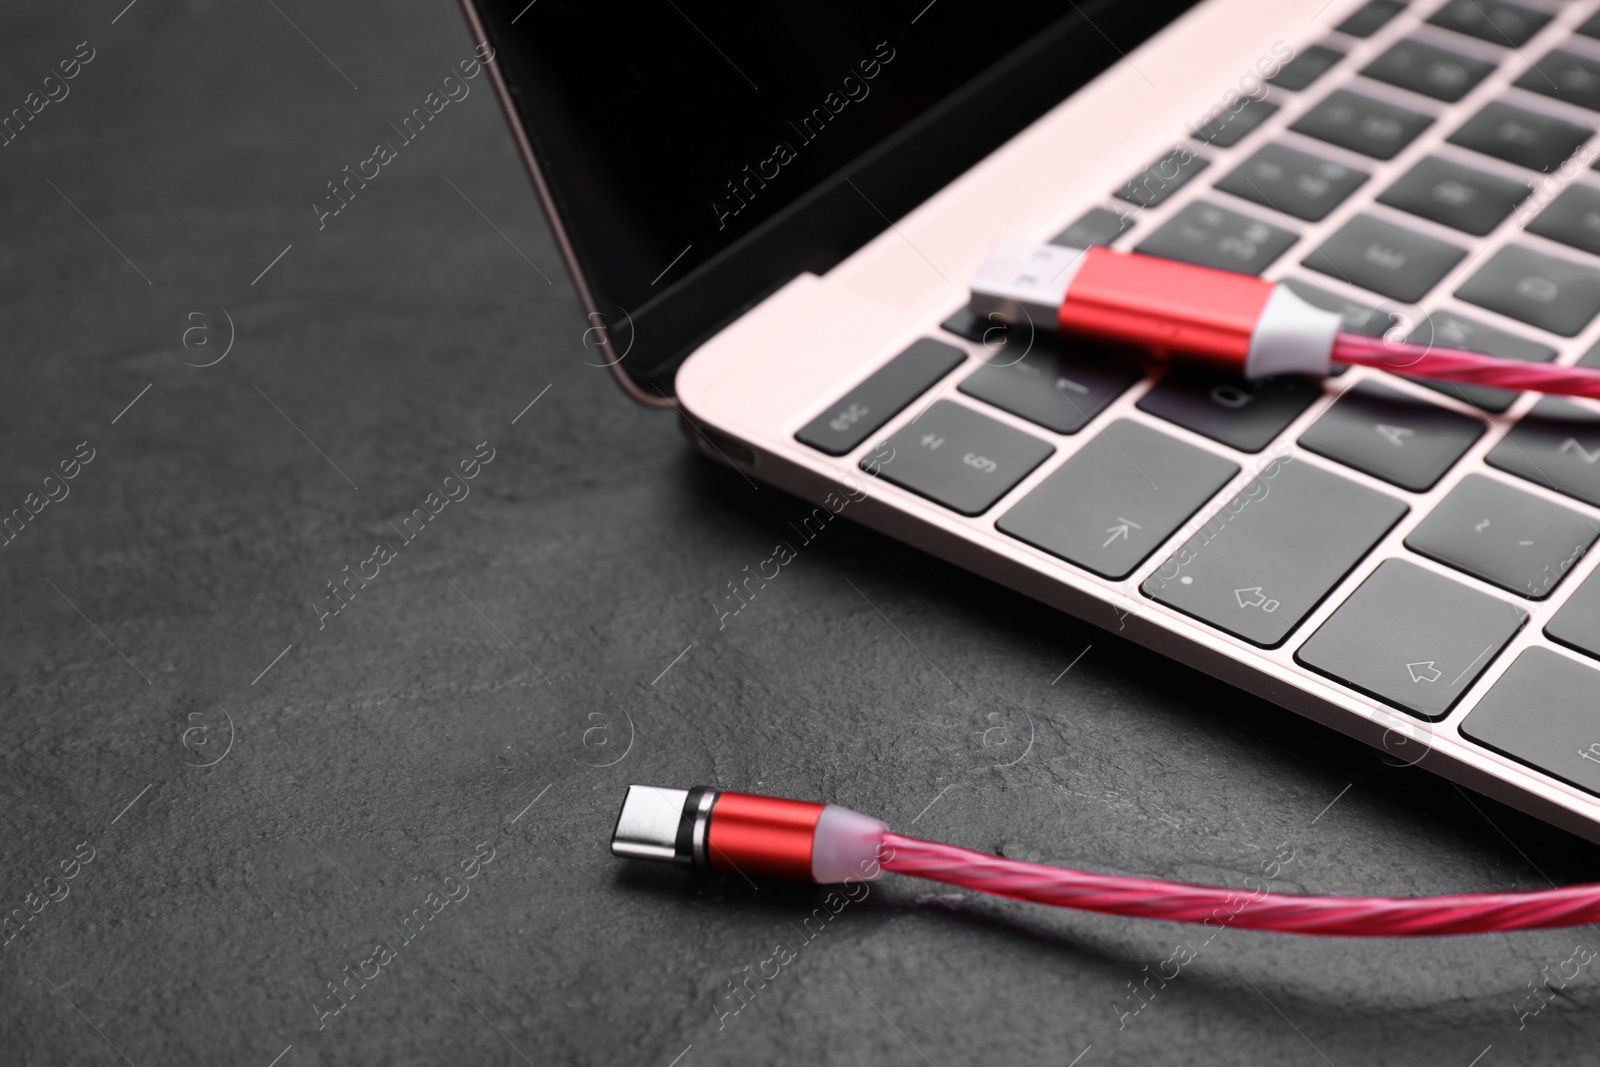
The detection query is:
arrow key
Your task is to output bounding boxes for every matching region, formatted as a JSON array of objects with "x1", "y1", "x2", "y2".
[
  {"x1": 1143, "y1": 457, "x2": 1407, "y2": 645},
  {"x1": 999, "y1": 420, "x2": 1237, "y2": 579},
  {"x1": 1296, "y1": 559, "x2": 1526, "y2": 720}
]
